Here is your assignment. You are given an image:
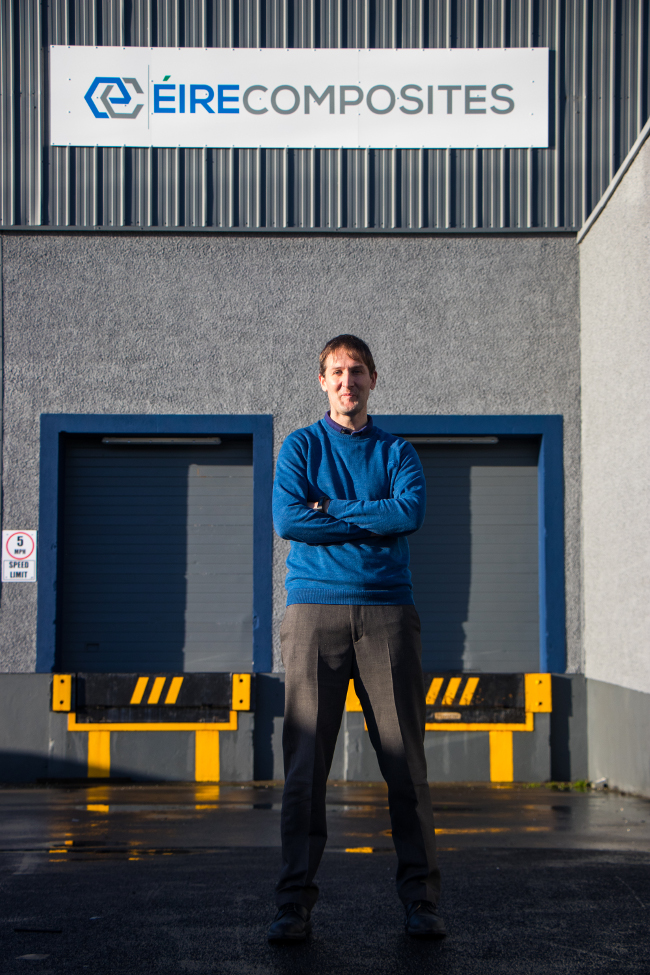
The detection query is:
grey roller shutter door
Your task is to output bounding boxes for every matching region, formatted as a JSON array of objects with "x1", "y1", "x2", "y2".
[
  {"x1": 60, "y1": 439, "x2": 253, "y2": 673},
  {"x1": 409, "y1": 439, "x2": 539, "y2": 673}
]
